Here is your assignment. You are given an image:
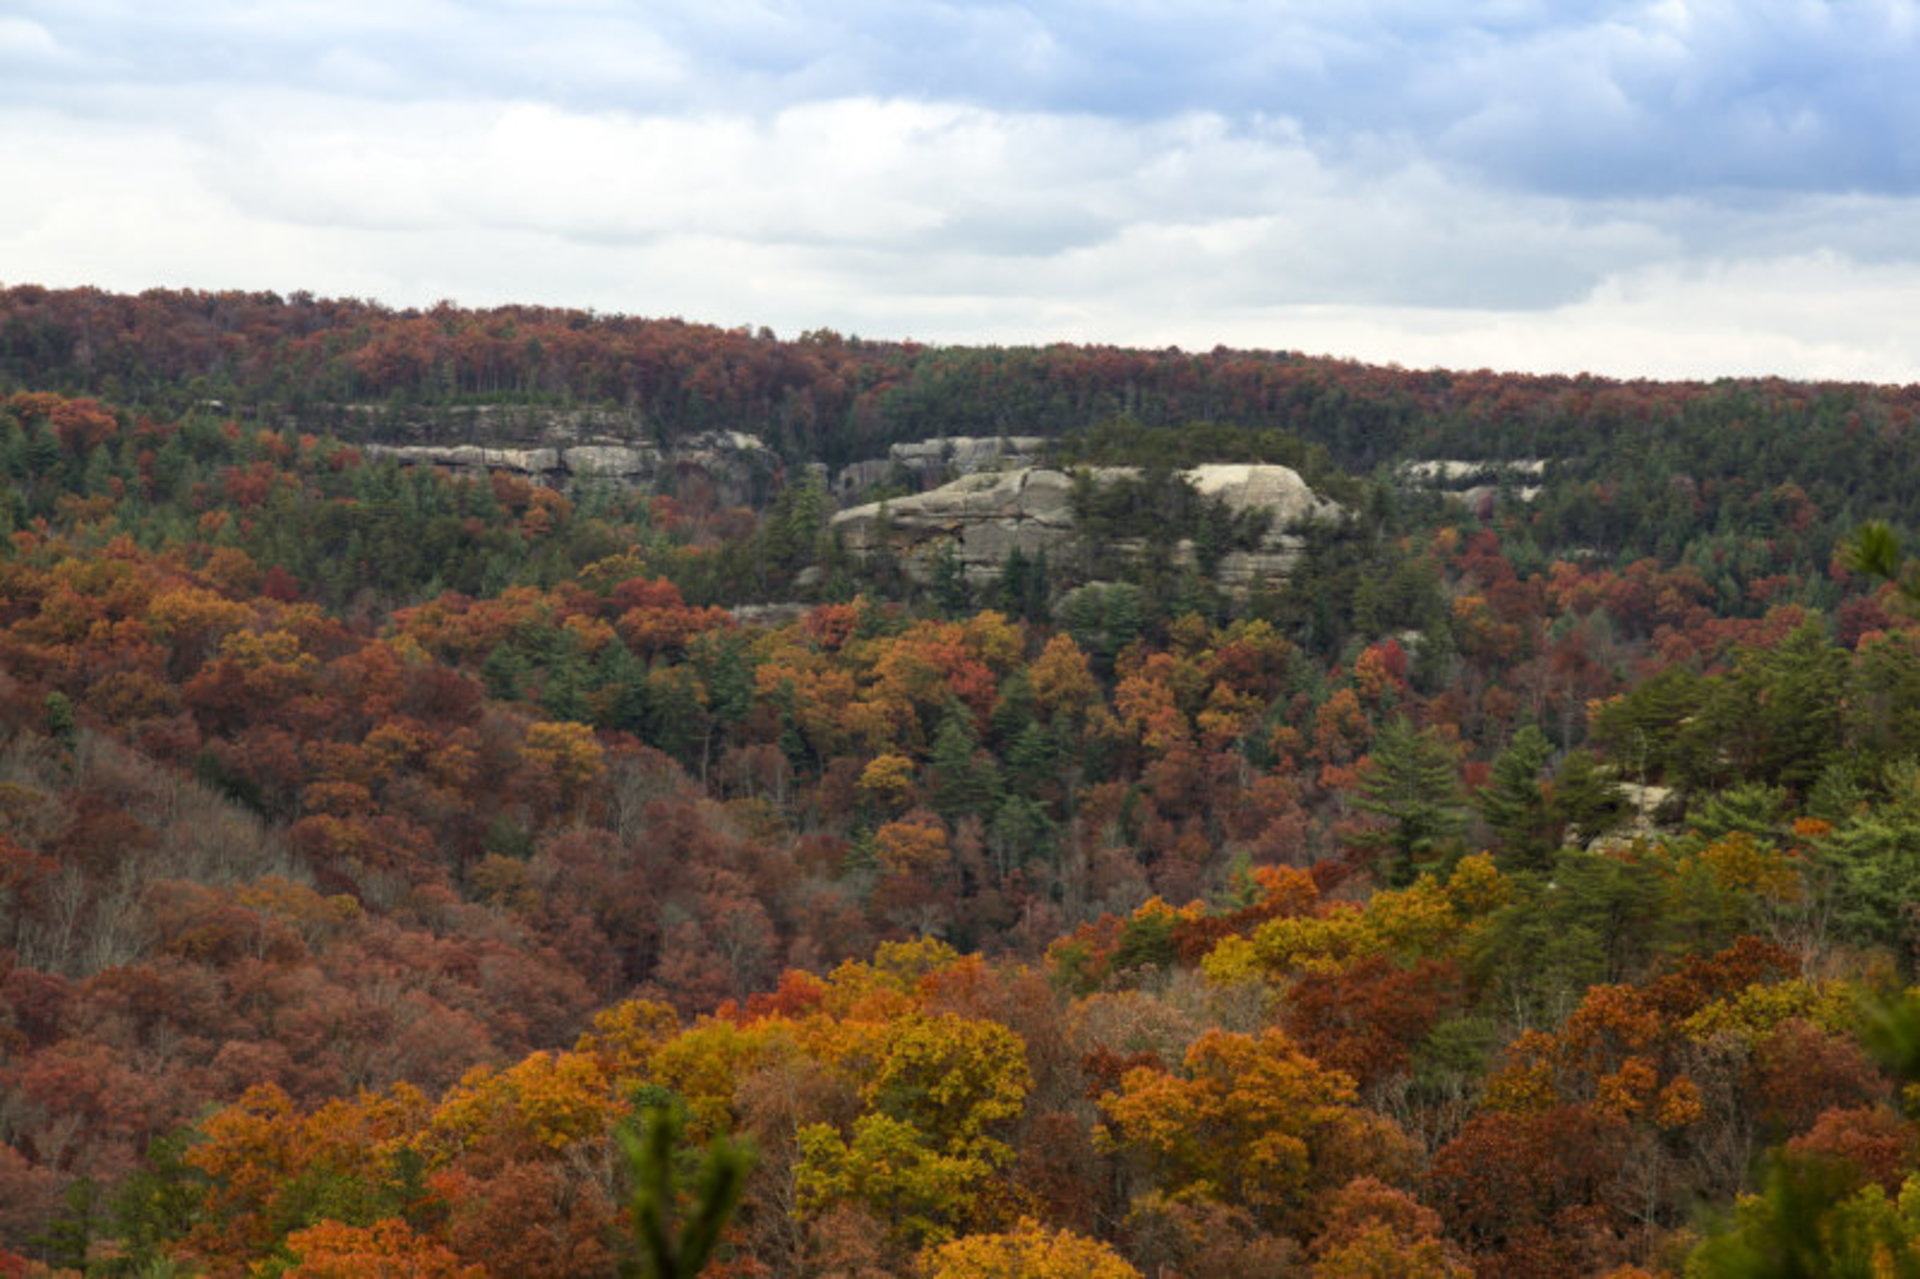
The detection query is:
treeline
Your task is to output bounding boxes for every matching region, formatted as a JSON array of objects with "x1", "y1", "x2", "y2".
[{"x1": 7, "y1": 285, "x2": 1914, "y2": 614}]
